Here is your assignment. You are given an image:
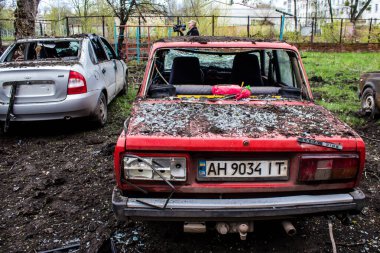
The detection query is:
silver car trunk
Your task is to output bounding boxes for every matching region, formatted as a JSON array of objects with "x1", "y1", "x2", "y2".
[{"x1": 0, "y1": 64, "x2": 76, "y2": 104}]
